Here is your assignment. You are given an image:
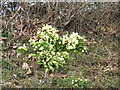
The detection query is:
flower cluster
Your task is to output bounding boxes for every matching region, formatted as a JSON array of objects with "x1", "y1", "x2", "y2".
[
  {"x1": 62, "y1": 32, "x2": 87, "y2": 51},
  {"x1": 17, "y1": 24, "x2": 87, "y2": 72},
  {"x1": 72, "y1": 78, "x2": 90, "y2": 88}
]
